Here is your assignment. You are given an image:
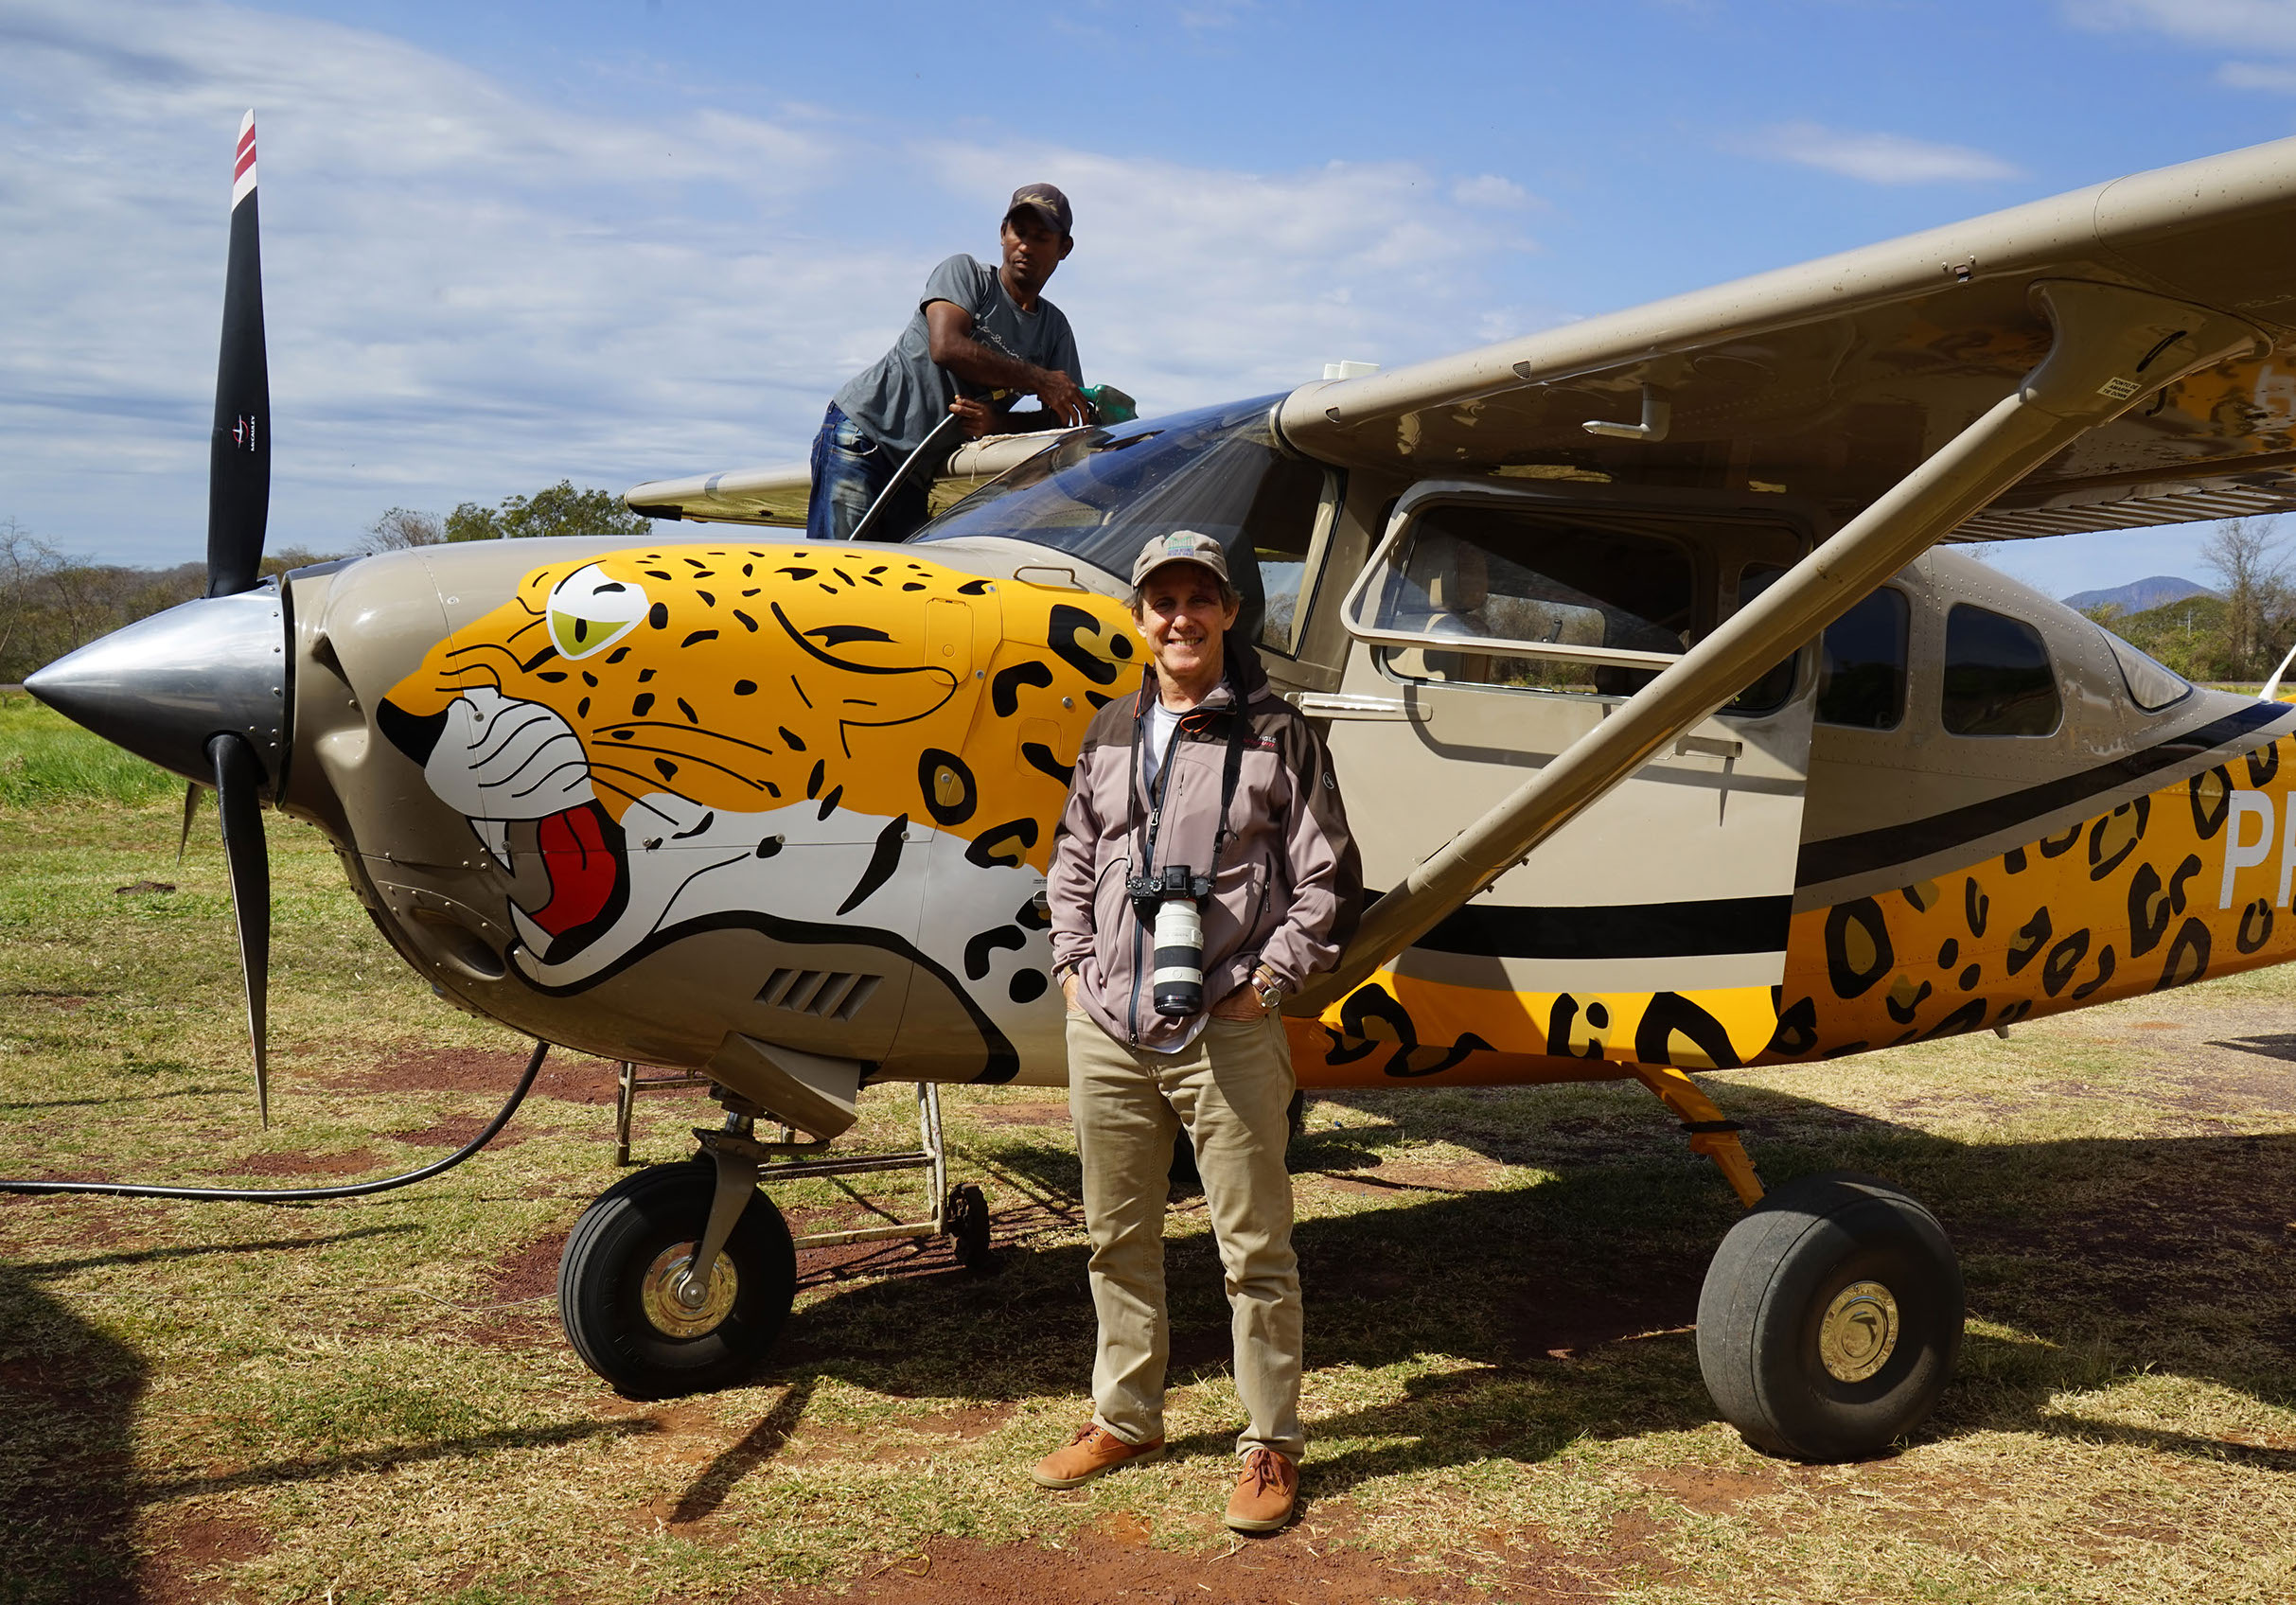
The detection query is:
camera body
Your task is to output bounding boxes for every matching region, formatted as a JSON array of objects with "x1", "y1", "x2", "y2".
[{"x1": 1129, "y1": 862, "x2": 1214, "y2": 1017}]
